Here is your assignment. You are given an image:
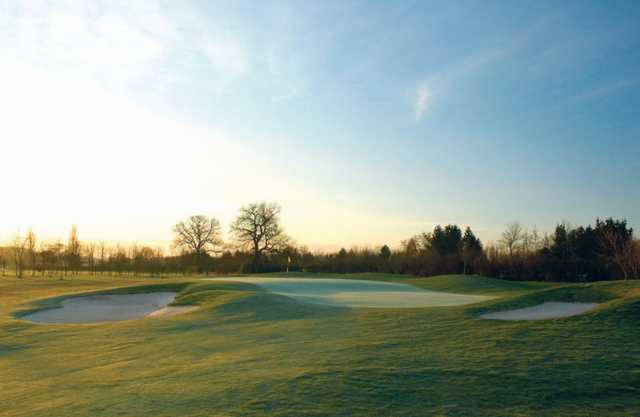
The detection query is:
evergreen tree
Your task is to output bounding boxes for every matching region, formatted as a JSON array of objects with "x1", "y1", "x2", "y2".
[{"x1": 461, "y1": 227, "x2": 482, "y2": 274}]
